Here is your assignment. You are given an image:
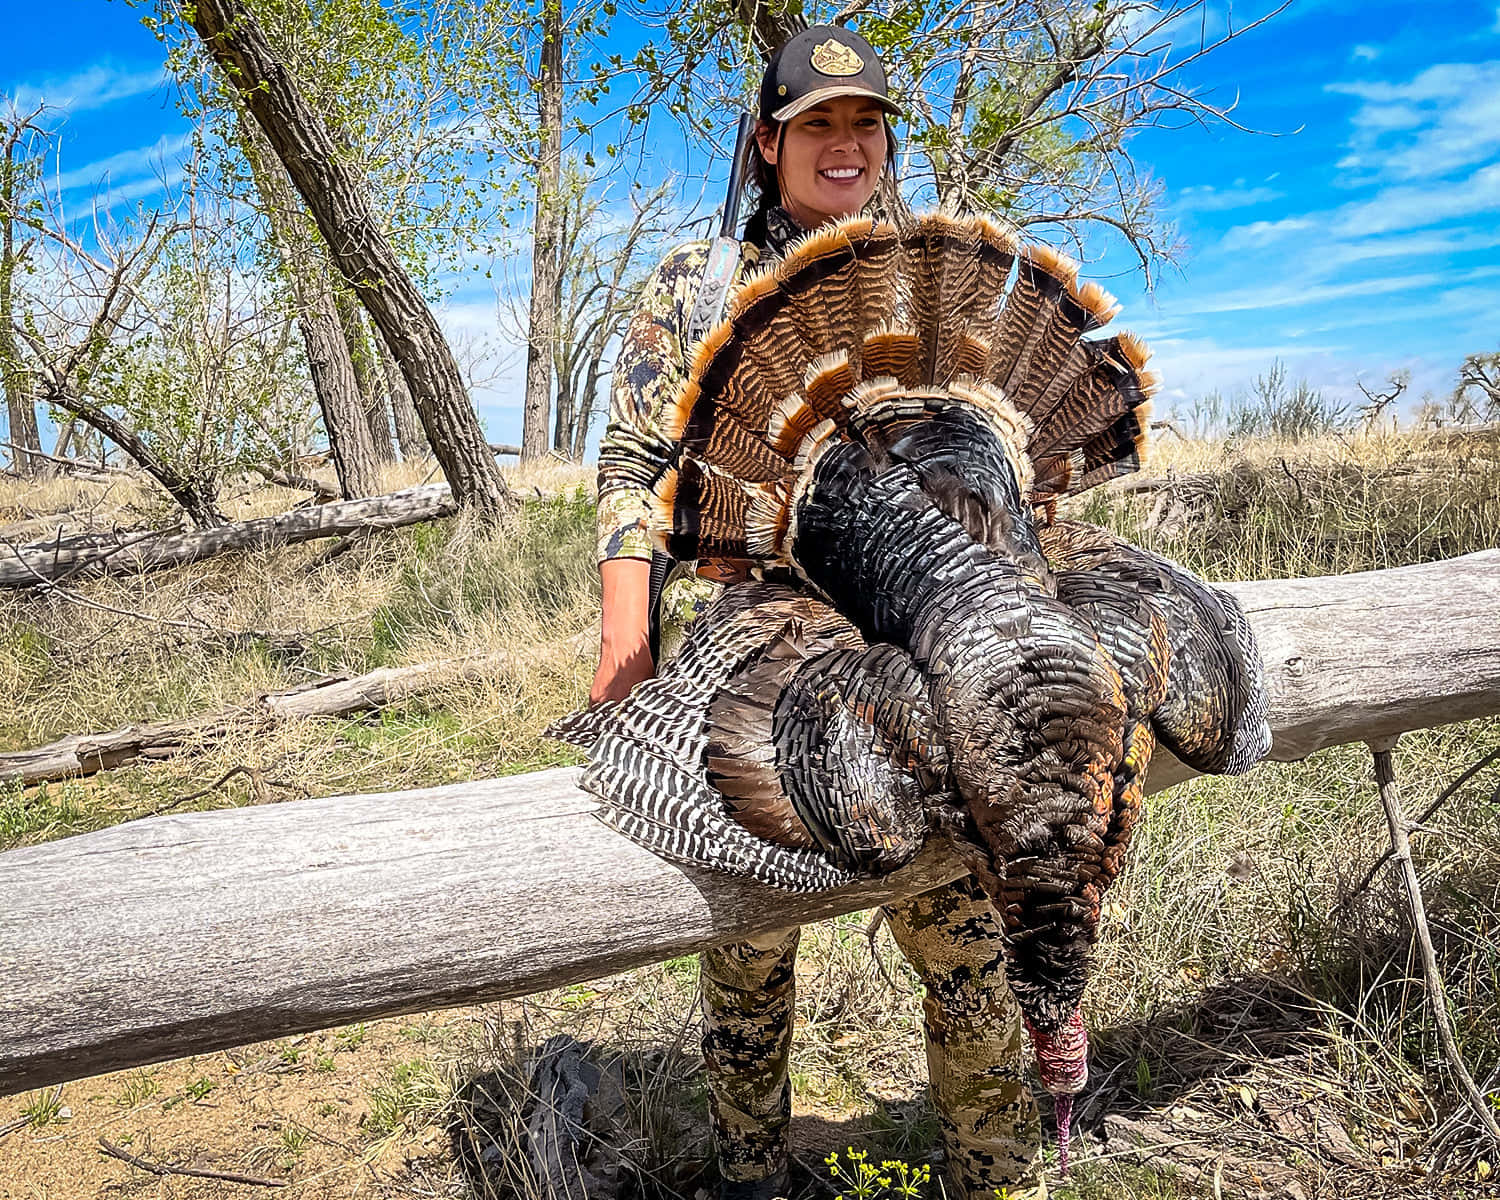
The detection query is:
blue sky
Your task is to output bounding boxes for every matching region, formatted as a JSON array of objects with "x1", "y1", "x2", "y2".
[{"x1": 4, "y1": 0, "x2": 1498, "y2": 443}]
